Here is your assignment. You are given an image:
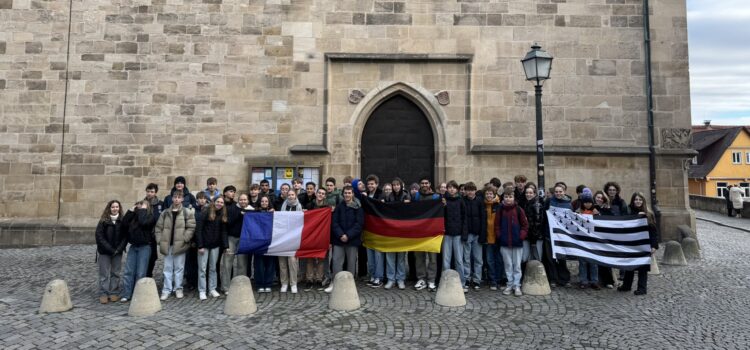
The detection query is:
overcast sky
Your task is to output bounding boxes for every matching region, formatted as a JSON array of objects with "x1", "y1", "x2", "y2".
[{"x1": 687, "y1": 0, "x2": 750, "y2": 126}]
